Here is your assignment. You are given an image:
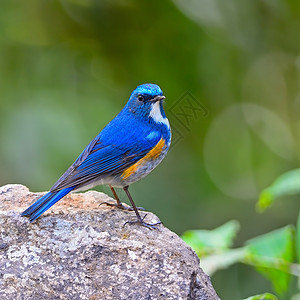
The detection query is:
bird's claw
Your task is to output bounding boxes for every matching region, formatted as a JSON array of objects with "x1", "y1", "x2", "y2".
[
  {"x1": 128, "y1": 206, "x2": 145, "y2": 211},
  {"x1": 99, "y1": 201, "x2": 145, "y2": 211},
  {"x1": 123, "y1": 214, "x2": 162, "y2": 230},
  {"x1": 99, "y1": 201, "x2": 126, "y2": 209}
]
